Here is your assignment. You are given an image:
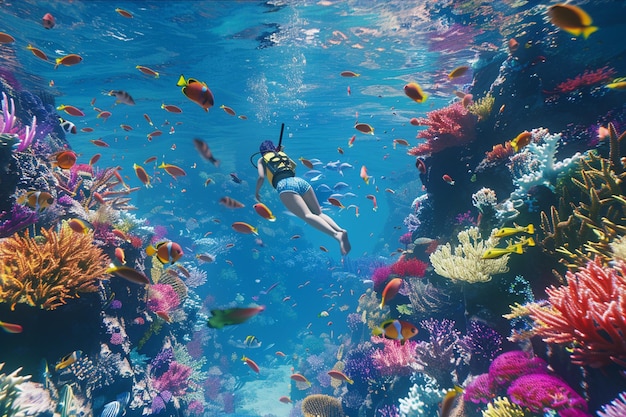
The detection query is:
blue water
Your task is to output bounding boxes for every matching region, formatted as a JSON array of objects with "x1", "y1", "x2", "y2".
[{"x1": 1, "y1": 1, "x2": 626, "y2": 417}]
